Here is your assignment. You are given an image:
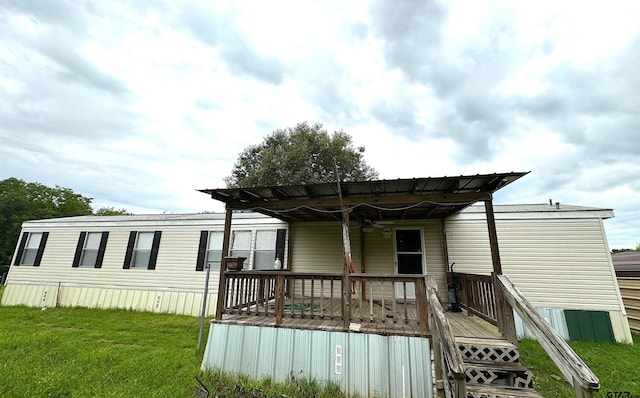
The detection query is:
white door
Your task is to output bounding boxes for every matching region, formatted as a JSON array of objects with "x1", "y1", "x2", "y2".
[{"x1": 394, "y1": 228, "x2": 425, "y2": 300}]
